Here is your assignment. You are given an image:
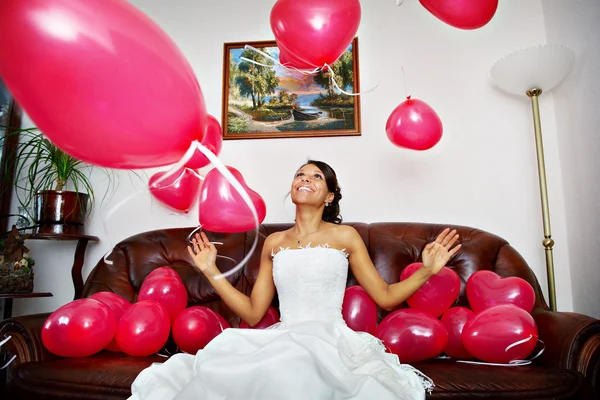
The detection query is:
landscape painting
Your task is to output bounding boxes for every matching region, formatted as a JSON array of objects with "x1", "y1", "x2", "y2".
[{"x1": 222, "y1": 38, "x2": 361, "y2": 140}]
